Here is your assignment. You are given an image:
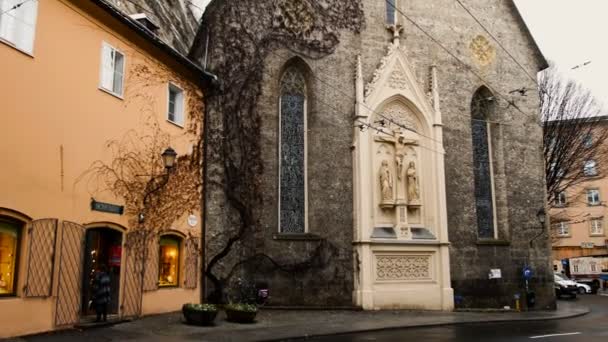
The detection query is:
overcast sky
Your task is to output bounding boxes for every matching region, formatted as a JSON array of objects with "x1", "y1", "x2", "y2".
[{"x1": 514, "y1": 0, "x2": 608, "y2": 103}]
